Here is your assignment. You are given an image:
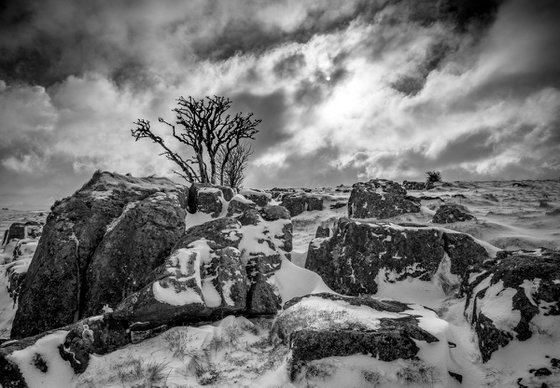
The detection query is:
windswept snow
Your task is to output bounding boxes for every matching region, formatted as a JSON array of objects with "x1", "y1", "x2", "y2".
[
  {"x1": 2, "y1": 180, "x2": 560, "y2": 387},
  {"x1": 153, "y1": 282, "x2": 204, "y2": 306},
  {"x1": 270, "y1": 258, "x2": 334, "y2": 302},
  {"x1": 8, "y1": 330, "x2": 75, "y2": 388},
  {"x1": 477, "y1": 281, "x2": 520, "y2": 333}
]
